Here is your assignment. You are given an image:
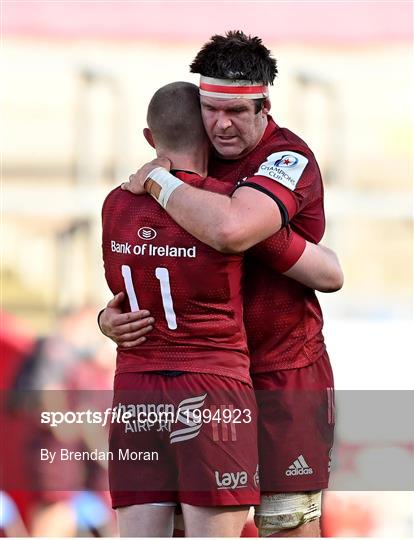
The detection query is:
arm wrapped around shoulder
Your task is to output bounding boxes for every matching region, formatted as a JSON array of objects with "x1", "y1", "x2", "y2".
[
  {"x1": 250, "y1": 229, "x2": 343, "y2": 292},
  {"x1": 249, "y1": 227, "x2": 306, "y2": 273}
]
